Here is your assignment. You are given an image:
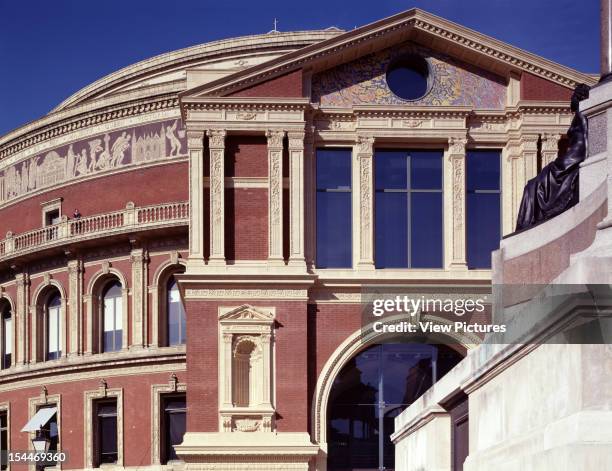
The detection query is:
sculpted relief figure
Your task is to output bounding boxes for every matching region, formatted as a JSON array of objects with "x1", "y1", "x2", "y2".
[
  {"x1": 166, "y1": 120, "x2": 183, "y2": 157},
  {"x1": 516, "y1": 84, "x2": 590, "y2": 231},
  {"x1": 0, "y1": 119, "x2": 184, "y2": 206}
]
